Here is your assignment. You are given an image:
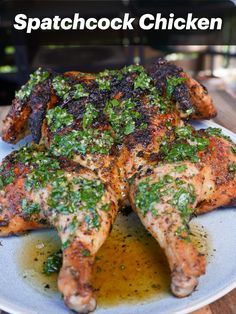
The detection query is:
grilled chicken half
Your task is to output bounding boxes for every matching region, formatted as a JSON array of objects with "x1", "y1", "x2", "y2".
[
  {"x1": 2, "y1": 58, "x2": 216, "y2": 145},
  {"x1": 0, "y1": 145, "x2": 118, "y2": 313},
  {"x1": 130, "y1": 125, "x2": 236, "y2": 296},
  {"x1": 1, "y1": 58, "x2": 232, "y2": 314}
]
